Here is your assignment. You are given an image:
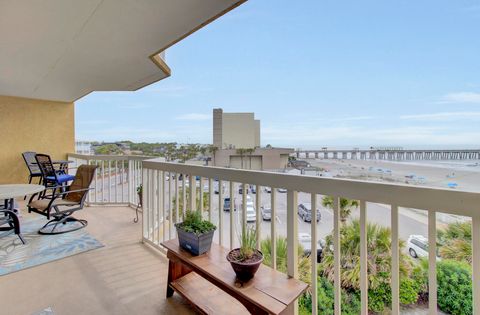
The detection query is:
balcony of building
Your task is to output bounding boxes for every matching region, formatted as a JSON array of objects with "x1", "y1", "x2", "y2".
[{"x1": 1, "y1": 1, "x2": 479, "y2": 315}]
